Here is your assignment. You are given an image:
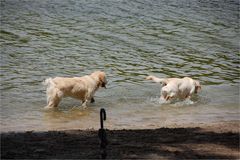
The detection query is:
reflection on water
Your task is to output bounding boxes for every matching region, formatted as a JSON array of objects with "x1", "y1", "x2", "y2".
[
  {"x1": 1, "y1": 0, "x2": 239, "y2": 132},
  {"x1": 43, "y1": 107, "x2": 89, "y2": 123},
  {"x1": 43, "y1": 107, "x2": 95, "y2": 130}
]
